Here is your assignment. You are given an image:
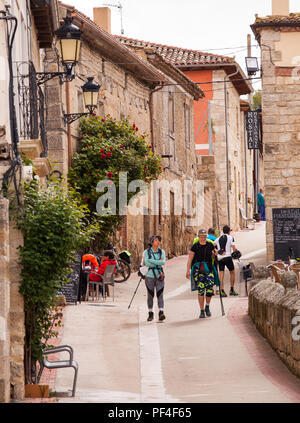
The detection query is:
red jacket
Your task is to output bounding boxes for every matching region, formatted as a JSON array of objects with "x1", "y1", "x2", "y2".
[{"x1": 89, "y1": 259, "x2": 117, "y2": 282}]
